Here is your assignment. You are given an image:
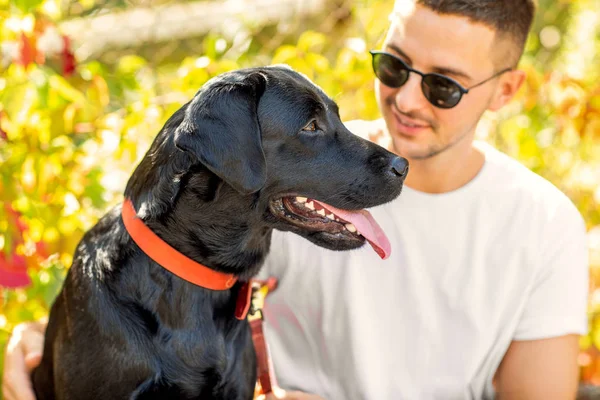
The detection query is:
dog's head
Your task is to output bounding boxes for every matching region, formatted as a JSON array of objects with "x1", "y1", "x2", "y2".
[{"x1": 125, "y1": 66, "x2": 407, "y2": 271}]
